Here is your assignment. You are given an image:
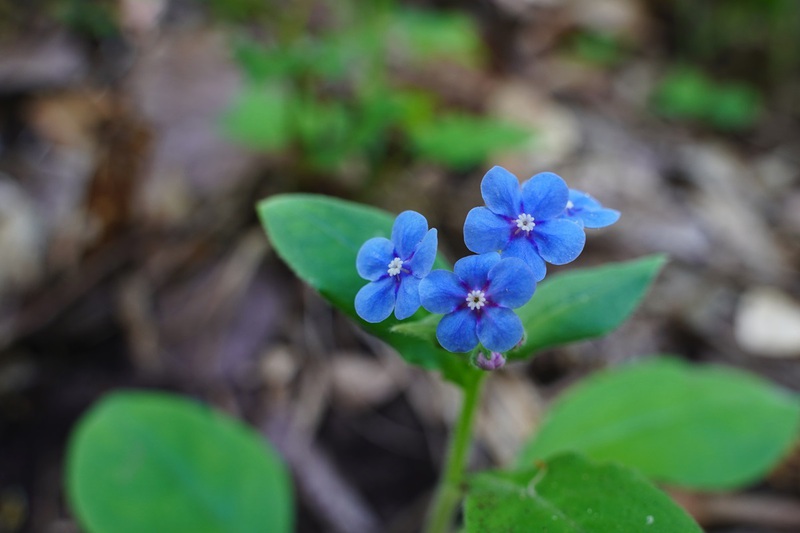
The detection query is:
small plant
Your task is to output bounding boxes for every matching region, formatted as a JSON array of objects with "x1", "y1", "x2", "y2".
[
  {"x1": 62, "y1": 166, "x2": 800, "y2": 531},
  {"x1": 570, "y1": 30, "x2": 627, "y2": 67},
  {"x1": 56, "y1": 0, "x2": 118, "y2": 38},
  {"x1": 220, "y1": 1, "x2": 532, "y2": 175},
  {"x1": 666, "y1": 0, "x2": 800, "y2": 85},
  {"x1": 652, "y1": 66, "x2": 762, "y2": 131},
  {"x1": 257, "y1": 166, "x2": 800, "y2": 532}
]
